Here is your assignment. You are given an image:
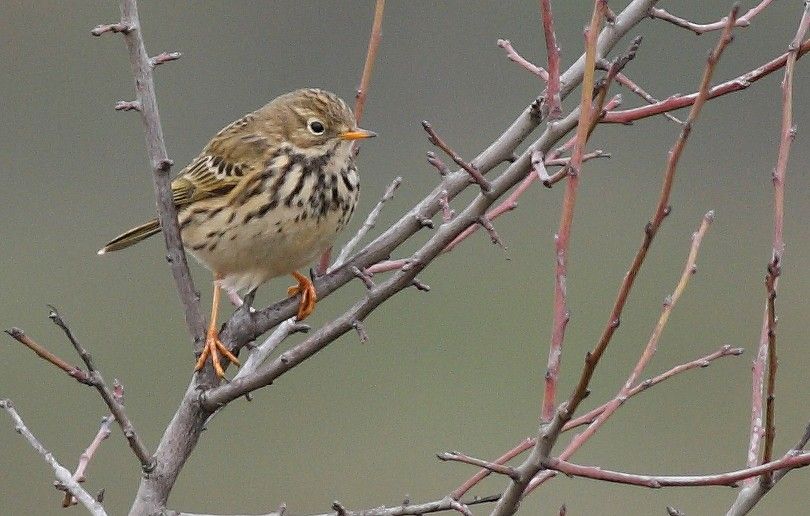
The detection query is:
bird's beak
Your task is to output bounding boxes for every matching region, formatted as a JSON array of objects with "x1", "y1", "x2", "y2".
[{"x1": 339, "y1": 128, "x2": 377, "y2": 141}]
